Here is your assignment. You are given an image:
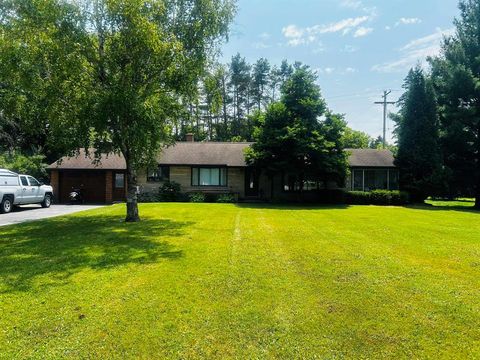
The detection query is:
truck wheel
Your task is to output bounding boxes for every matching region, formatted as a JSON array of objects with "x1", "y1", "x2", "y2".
[
  {"x1": 0, "y1": 197, "x2": 13, "y2": 214},
  {"x1": 41, "y1": 194, "x2": 52, "y2": 208}
]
